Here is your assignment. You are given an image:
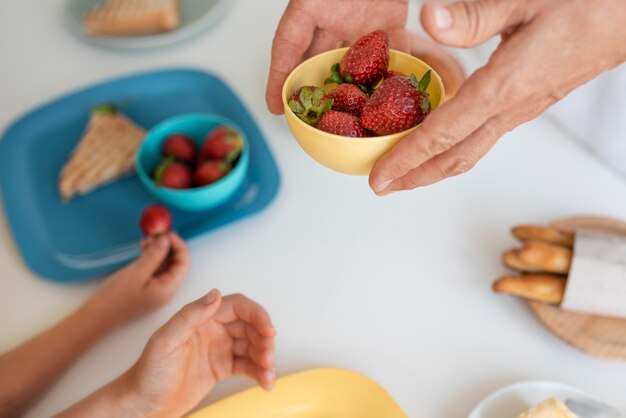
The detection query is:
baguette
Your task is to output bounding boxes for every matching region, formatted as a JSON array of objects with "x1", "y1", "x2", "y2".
[
  {"x1": 512, "y1": 225, "x2": 574, "y2": 248},
  {"x1": 502, "y1": 249, "x2": 540, "y2": 272},
  {"x1": 493, "y1": 274, "x2": 567, "y2": 304},
  {"x1": 517, "y1": 240, "x2": 572, "y2": 275}
]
